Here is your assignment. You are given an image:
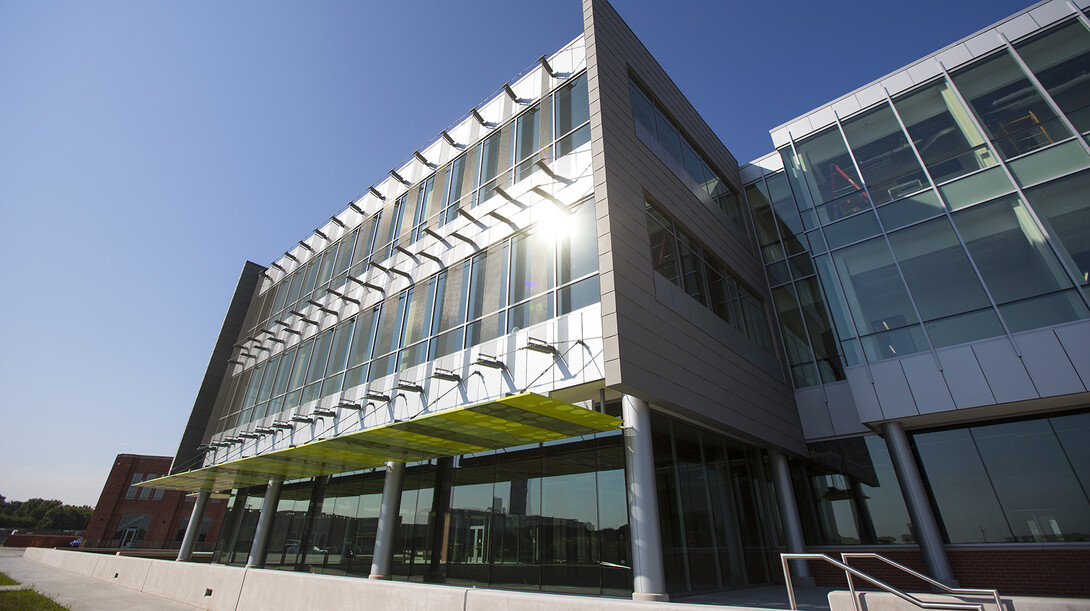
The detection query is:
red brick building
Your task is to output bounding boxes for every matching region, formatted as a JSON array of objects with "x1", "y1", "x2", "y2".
[{"x1": 83, "y1": 454, "x2": 227, "y2": 551}]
